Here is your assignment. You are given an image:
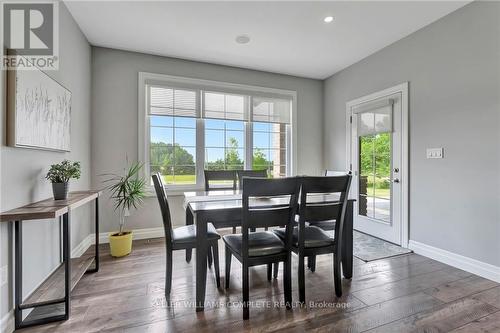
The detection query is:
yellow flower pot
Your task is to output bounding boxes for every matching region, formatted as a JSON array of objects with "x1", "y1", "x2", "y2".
[{"x1": 109, "y1": 231, "x2": 133, "y2": 257}]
